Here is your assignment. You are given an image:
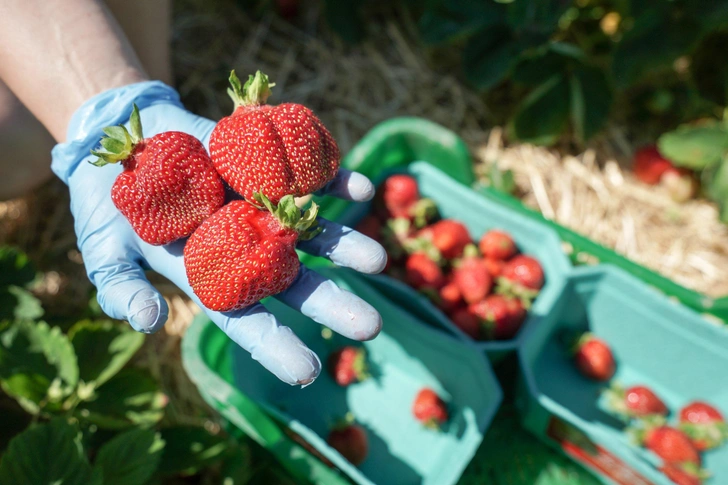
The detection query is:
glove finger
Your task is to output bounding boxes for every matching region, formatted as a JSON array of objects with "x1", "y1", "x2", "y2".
[
  {"x1": 315, "y1": 169, "x2": 375, "y2": 202},
  {"x1": 206, "y1": 303, "x2": 322, "y2": 386},
  {"x1": 297, "y1": 218, "x2": 387, "y2": 274},
  {"x1": 275, "y1": 266, "x2": 382, "y2": 341},
  {"x1": 93, "y1": 256, "x2": 169, "y2": 334}
]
